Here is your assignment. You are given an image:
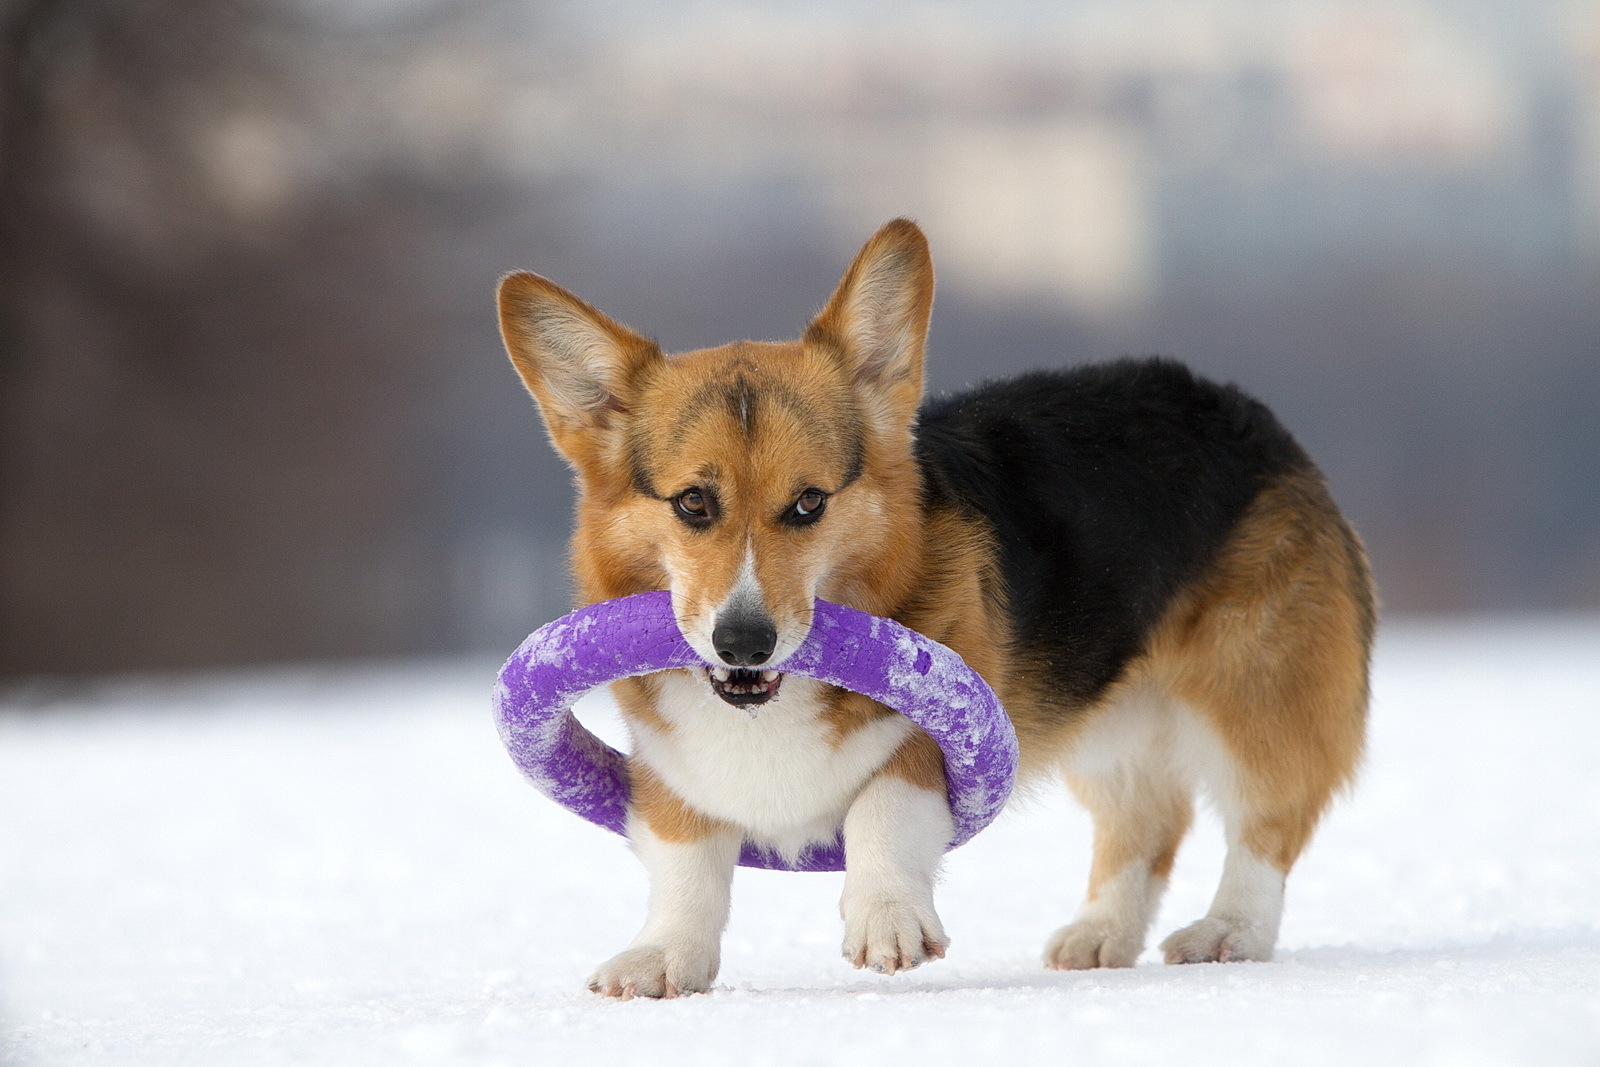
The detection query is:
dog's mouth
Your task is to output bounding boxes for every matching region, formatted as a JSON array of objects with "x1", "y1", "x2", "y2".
[{"x1": 704, "y1": 666, "x2": 784, "y2": 708}]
